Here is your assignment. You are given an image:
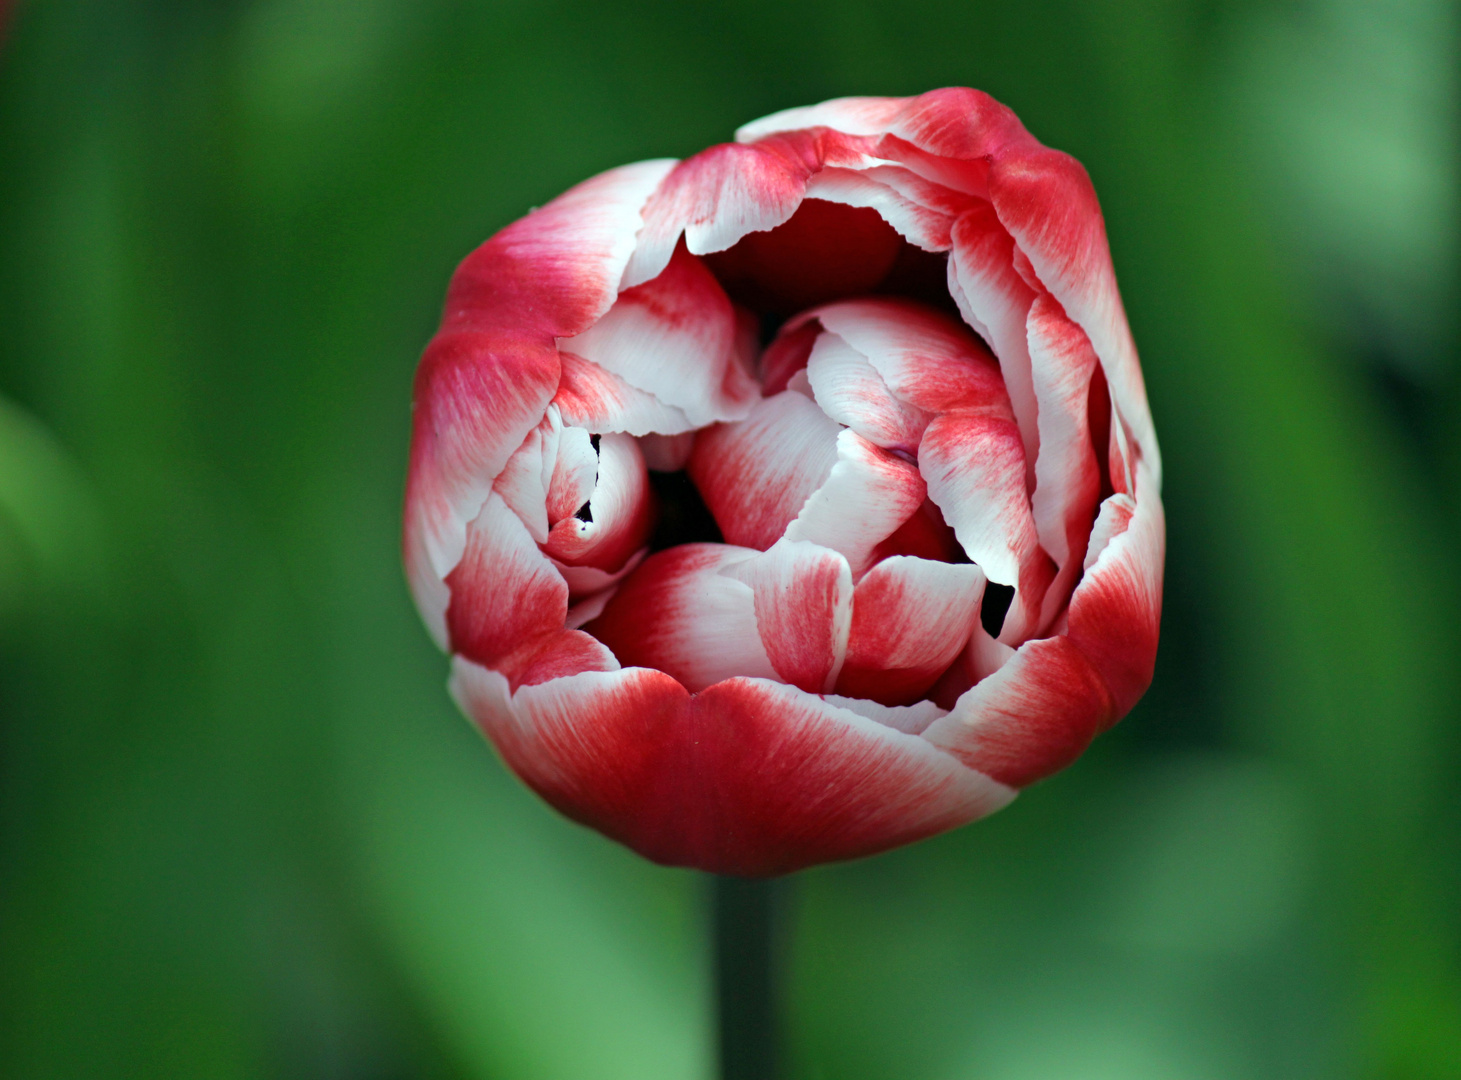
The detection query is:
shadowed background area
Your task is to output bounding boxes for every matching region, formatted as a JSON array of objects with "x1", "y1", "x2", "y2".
[{"x1": 1, "y1": 0, "x2": 1458, "y2": 1076}]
